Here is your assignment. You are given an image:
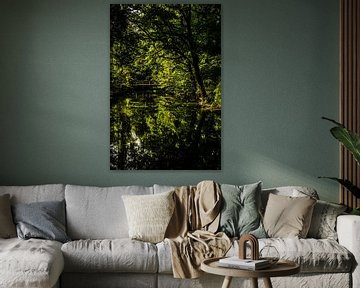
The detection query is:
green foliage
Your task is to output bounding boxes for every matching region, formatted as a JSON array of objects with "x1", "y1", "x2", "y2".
[
  {"x1": 325, "y1": 119, "x2": 360, "y2": 165},
  {"x1": 320, "y1": 117, "x2": 360, "y2": 199},
  {"x1": 318, "y1": 177, "x2": 360, "y2": 199},
  {"x1": 351, "y1": 207, "x2": 360, "y2": 215},
  {"x1": 110, "y1": 95, "x2": 221, "y2": 170},
  {"x1": 110, "y1": 4, "x2": 221, "y2": 99},
  {"x1": 110, "y1": 4, "x2": 221, "y2": 169}
]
